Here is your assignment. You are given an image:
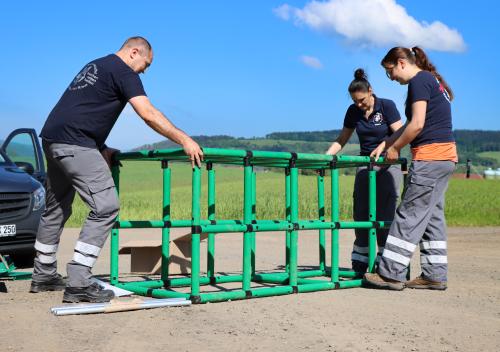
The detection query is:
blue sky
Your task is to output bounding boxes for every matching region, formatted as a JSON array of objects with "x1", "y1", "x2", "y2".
[{"x1": 1, "y1": 0, "x2": 498, "y2": 150}]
